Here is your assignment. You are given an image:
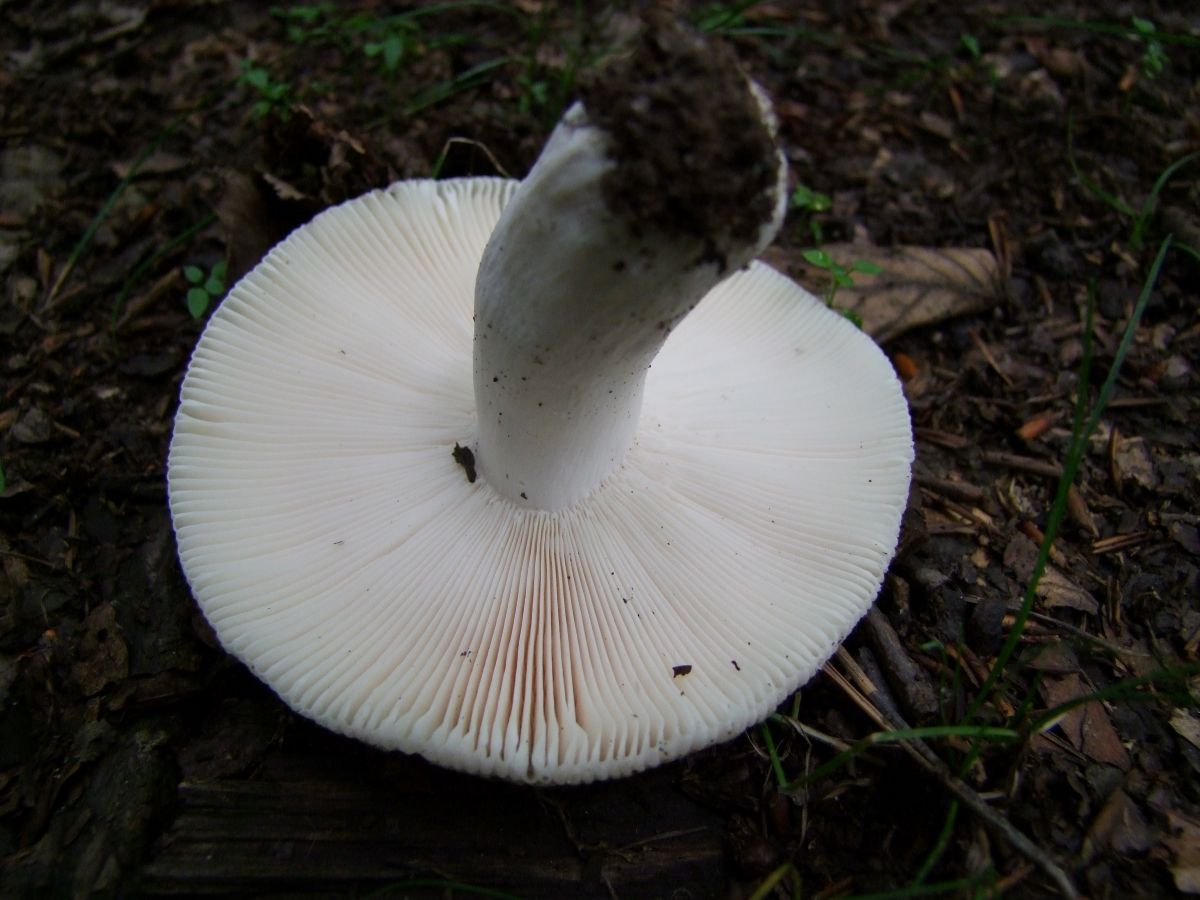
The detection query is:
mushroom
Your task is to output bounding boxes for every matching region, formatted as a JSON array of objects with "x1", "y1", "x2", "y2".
[{"x1": 167, "y1": 23, "x2": 913, "y2": 784}]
